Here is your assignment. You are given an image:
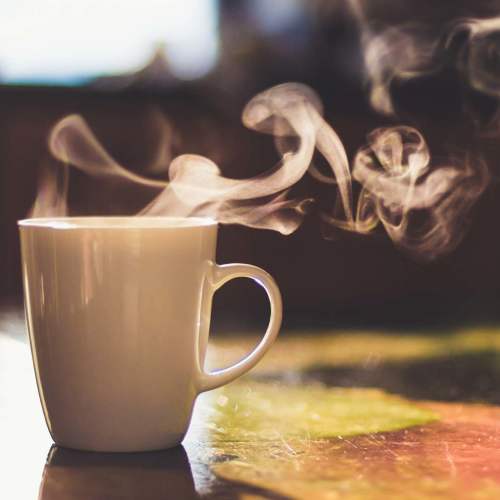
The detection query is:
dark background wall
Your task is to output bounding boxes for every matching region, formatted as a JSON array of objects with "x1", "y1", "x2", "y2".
[{"x1": 2, "y1": 0, "x2": 500, "y2": 329}]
